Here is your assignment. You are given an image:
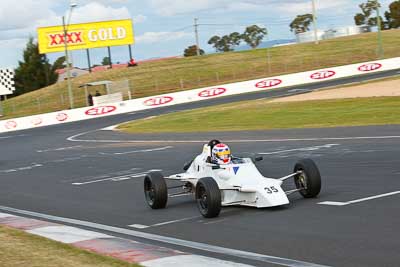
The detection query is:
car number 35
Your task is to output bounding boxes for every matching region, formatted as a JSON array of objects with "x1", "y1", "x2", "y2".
[{"x1": 264, "y1": 186, "x2": 279, "y2": 193}]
